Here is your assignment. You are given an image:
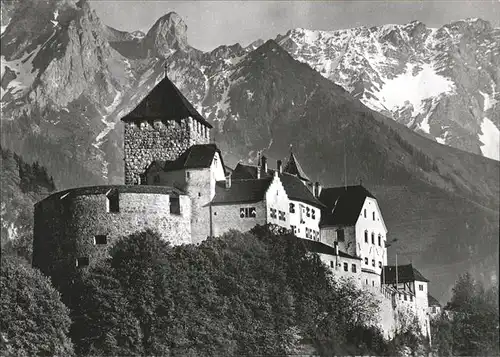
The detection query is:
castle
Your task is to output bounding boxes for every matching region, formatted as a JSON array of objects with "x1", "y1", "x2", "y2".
[{"x1": 32, "y1": 72, "x2": 432, "y2": 340}]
